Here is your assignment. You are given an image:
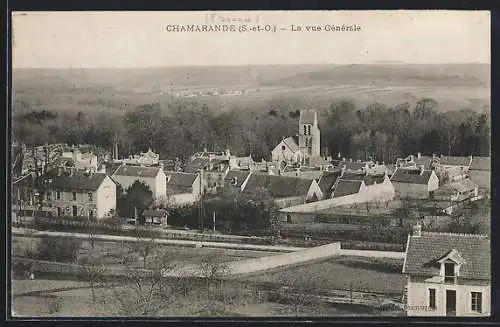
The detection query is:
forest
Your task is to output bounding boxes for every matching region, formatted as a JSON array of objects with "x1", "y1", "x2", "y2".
[{"x1": 12, "y1": 97, "x2": 490, "y2": 164}]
